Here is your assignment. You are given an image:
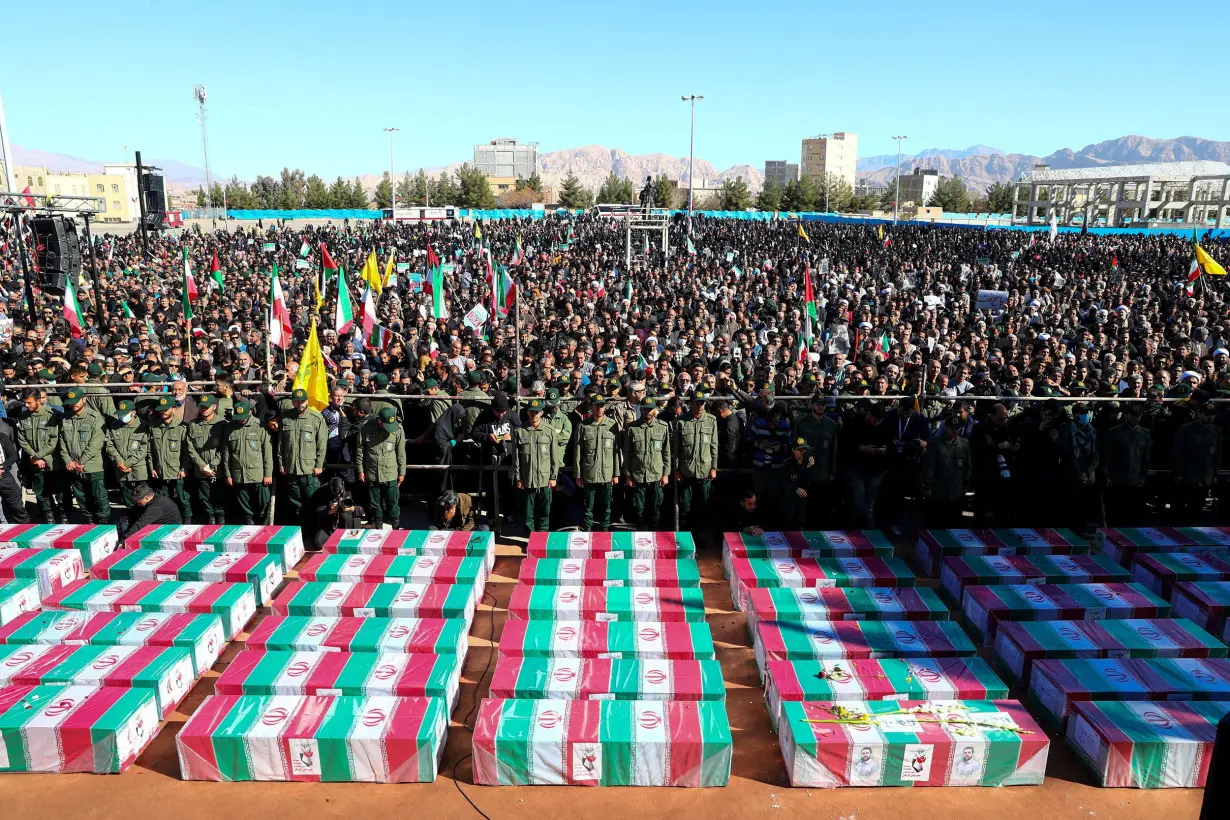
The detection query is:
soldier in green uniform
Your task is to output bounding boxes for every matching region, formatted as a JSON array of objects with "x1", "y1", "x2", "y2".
[
  {"x1": 422, "y1": 378, "x2": 448, "y2": 426},
  {"x1": 1102, "y1": 403, "x2": 1151, "y2": 525},
  {"x1": 278, "y1": 387, "x2": 328, "y2": 529},
  {"x1": 213, "y1": 375, "x2": 236, "y2": 420},
  {"x1": 673, "y1": 389, "x2": 719, "y2": 532},
  {"x1": 573, "y1": 395, "x2": 621, "y2": 531},
  {"x1": 357, "y1": 407, "x2": 406, "y2": 528},
  {"x1": 622, "y1": 396, "x2": 671, "y2": 530},
  {"x1": 369, "y1": 374, "x2": 401, "y2": 421},
  {"x1": 57, "y1": 386, "x2": 110, "y2": 524},
  {"x1": 513, "y1": 398, "x2": 559, "y2": 532},
  {"x1": 222, "y1": 400, "x2": 273, "y2": 524},
  {"x1": 186, "y1": 395, "x2": 227, "y2": 524},
  {"x1": 794, "y1": 393, "x2": 841, "y2": 526},
  {"x1": 457, "y1": 370, "x2": 491, "y2": 441},
  {"x1": 924, "y1": 416, "x2": 973, "y2": 527},
  {"x1": 104, "y1": 399, "x2": 151, "y2": 509},
  {"x1": 148, "y1": 396, "x2": 191, "y2": 520},
  {"x1": 778, "y1": 437, "x2": 815, "y2": 530},
  {"x1": 69, "y1": 362, "x2": 115, "y2": 420},
  {"x1": 1170, "y1": 399, "x2": 1222, "y2": 522},
  {"x1": 17, "y1": 387, "x2": 65, "y2": 522},
  {"x1": 543, "y1": 388, "x2": 574, "y2": 529}
]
